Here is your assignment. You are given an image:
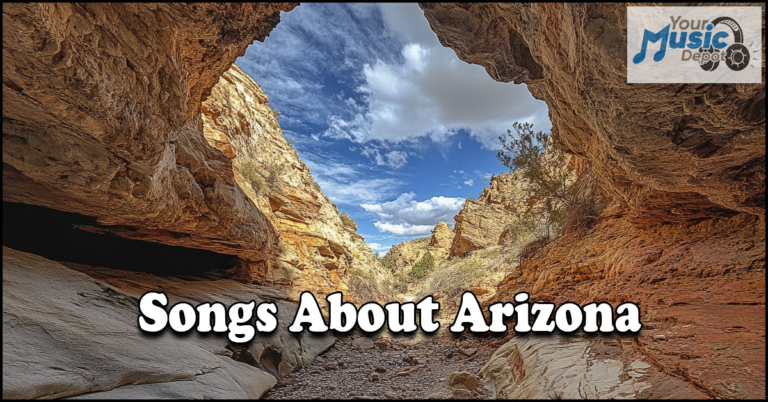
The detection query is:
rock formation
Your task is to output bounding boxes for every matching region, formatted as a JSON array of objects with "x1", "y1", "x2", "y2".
[
  {"x1": 429, "y1": 221, "x2": 455, "y2": 249},
  {"x1": 2, "y1": 3, "x2": 390, "y2": 303},
  {"x1": 420, "y1": 3, "x2": 765, "y2": 221},
  {"x1": 2, "y1": 3, "x2": 388, "y2": 399},
  {"x1": 3, "y1": 247, "x2": 334, "y2": 399},
  {"x1": 421, "y1": 2, "x2": 765, "y2": 399},
  {"x1": 450, "y1": 173, "x2": 523, "y2": 257},
  {"x1": 487, "y1": 213, "x2": 765, "y2": 399},
  {"x1": 201, "y1": 65, "x2": 391, "y2": 302},
  {"x1": 385, "y1": 222, "x2": 454, "y2": 277},
  {"x1": 3, "y1": 3, "x2": 295, "y2": 262},
  {"x1": 450, "y1": 170, "x2": 555, "y2": 257}
]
